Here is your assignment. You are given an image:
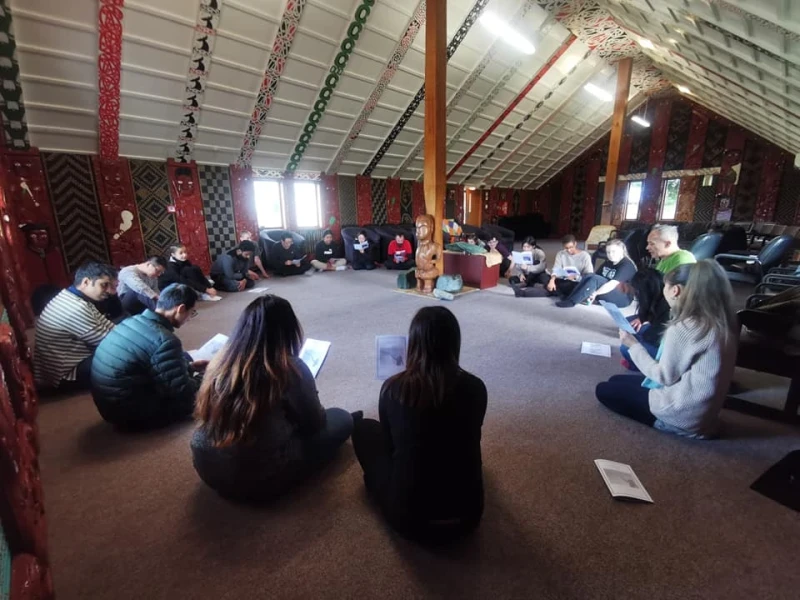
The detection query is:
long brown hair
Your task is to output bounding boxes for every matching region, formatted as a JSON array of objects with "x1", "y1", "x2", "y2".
[
  {"x1": 666, "y1": 260, "x2": 736, "y2": 343},
  {"x1": 389, "y1": 306, "x2": 461, "y2": 408},
  {"x1": 194, "y1": 295, "x2": 303, "y2": 447}
]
